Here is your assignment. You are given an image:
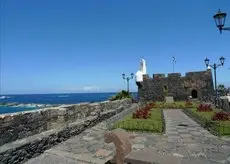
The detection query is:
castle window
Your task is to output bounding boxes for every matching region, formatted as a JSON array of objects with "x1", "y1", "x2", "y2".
[{"x1": 164, "y1": 86, "x2": 168, "y2": 91}]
